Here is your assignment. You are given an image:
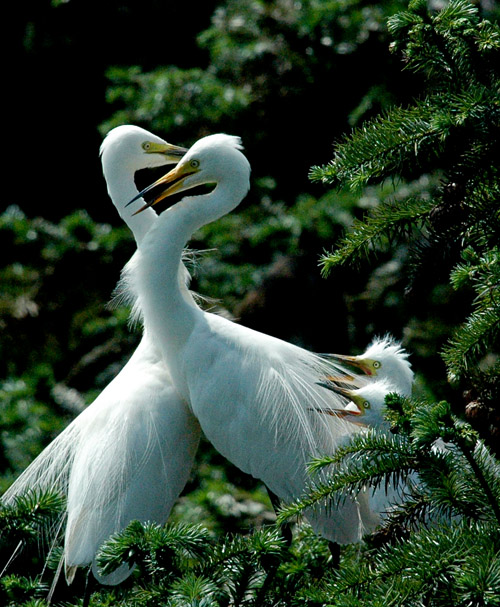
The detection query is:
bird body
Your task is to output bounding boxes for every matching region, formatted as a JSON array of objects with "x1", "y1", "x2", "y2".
[
  {"x1": 3, "y1": 125, "x2": 200, "y2": 585},
  {"x1": 2, "y1": 128, "x2": 418, "y2": 586},
  {"x1": 64, "y1": 335, "x2": 200, "y2": 583},
  {"x1": 127, "y1": 134, "x2": 379, "y2": 544},
  {"x1": 66, "y1": 126, "x2": 201, "y2": 584}
]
